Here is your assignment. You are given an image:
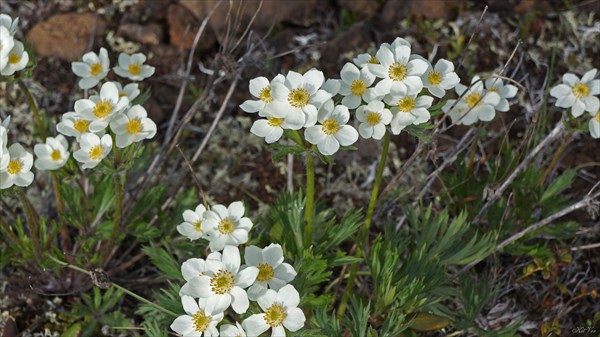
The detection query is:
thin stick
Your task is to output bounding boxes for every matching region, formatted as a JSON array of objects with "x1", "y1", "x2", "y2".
[
  {"x1": 457, "y1": 5, "x2": 488, "y2": 71},
  {"x1": 176, "y1": 144, "x2": 209, "y2": 209}
]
